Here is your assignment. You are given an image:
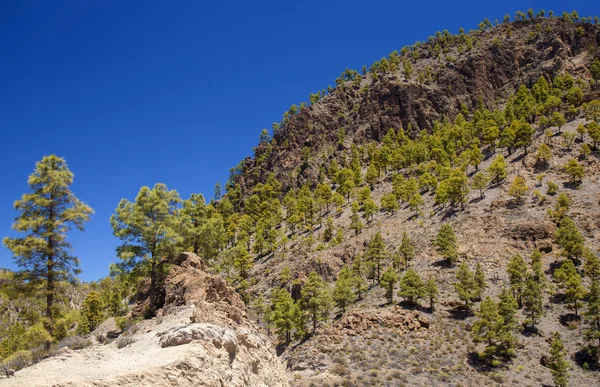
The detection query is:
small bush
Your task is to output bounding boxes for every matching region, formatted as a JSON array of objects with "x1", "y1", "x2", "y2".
[
  {"x1": 1, "y1": 350, "x2": 32, "y2": 372},
  {"x1": 60, "y1": 335, "x2": 93, "y2": 350},
  {"x1": 116, "y1": 336, "x2": 136, "y2": 349}
]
